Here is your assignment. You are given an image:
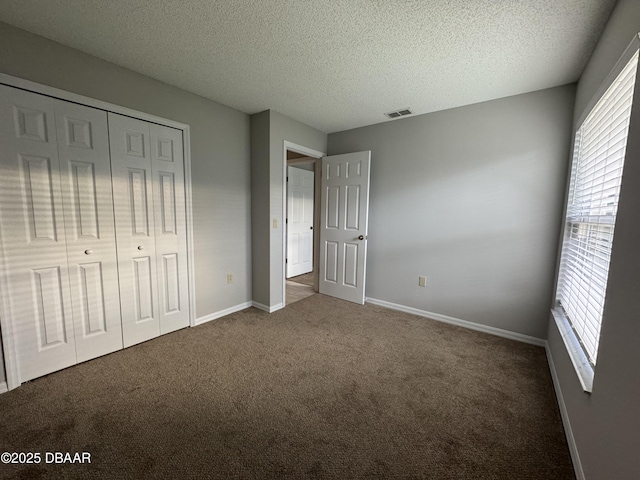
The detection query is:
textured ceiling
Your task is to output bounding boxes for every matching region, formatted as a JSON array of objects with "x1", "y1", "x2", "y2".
[{"x1": 0, "y1": 0, "x2": 617, "y2": 133}]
